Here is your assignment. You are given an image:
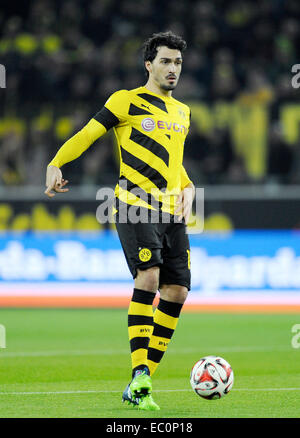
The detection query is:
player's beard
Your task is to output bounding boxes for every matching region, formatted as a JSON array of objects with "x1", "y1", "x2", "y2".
[
  {"x1": 160, "y1": 74, "x2": 179, "y2": 91},
  {"x1": 152, "y1": 71, "x2": 179, "y2": 91},
  {"x1": 160, "y1": 82, "x2": 177, "y2": 91}
]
